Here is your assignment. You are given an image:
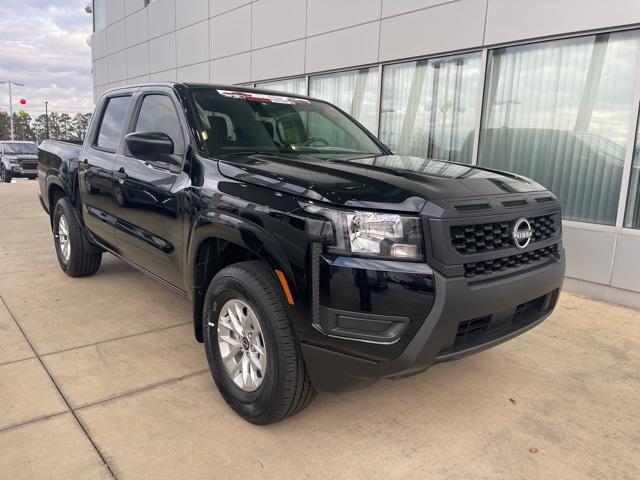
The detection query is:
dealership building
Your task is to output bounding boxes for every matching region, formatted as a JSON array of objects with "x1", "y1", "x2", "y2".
[{"x1": 88, "y1": 0, "x2": 640, "y2": 307}]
